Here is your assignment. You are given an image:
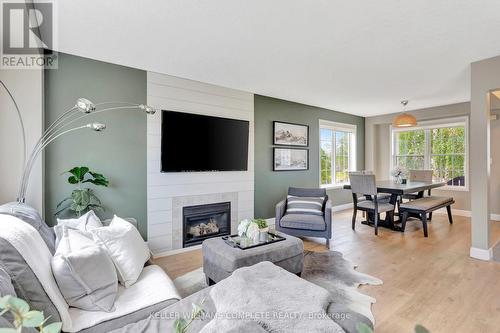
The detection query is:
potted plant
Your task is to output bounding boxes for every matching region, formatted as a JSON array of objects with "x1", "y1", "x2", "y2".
[
  {"x1": 253, "y1": 218, "x2": 269, "y2": 233},
  {"x1": 237, "y1": 219, "x2": 269, "y2": 242},
  {"x1": 55, "y1": 166, "x2": 109, "y2": 217}
]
